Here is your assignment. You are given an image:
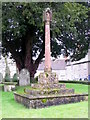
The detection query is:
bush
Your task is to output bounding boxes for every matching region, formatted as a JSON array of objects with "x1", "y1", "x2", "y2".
[
  {"x1": 31, "y1": 76, "x2": 38, "y2": 83},
  {"x1": 4, "y1": 73, "x2": 11, "y2": 82},
  {"x1": 34, "y1": 76, "x2": 38, "y2": 83},
  {"x1": 12, "y1": 73, "x2": 19, "y2": 82}
]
